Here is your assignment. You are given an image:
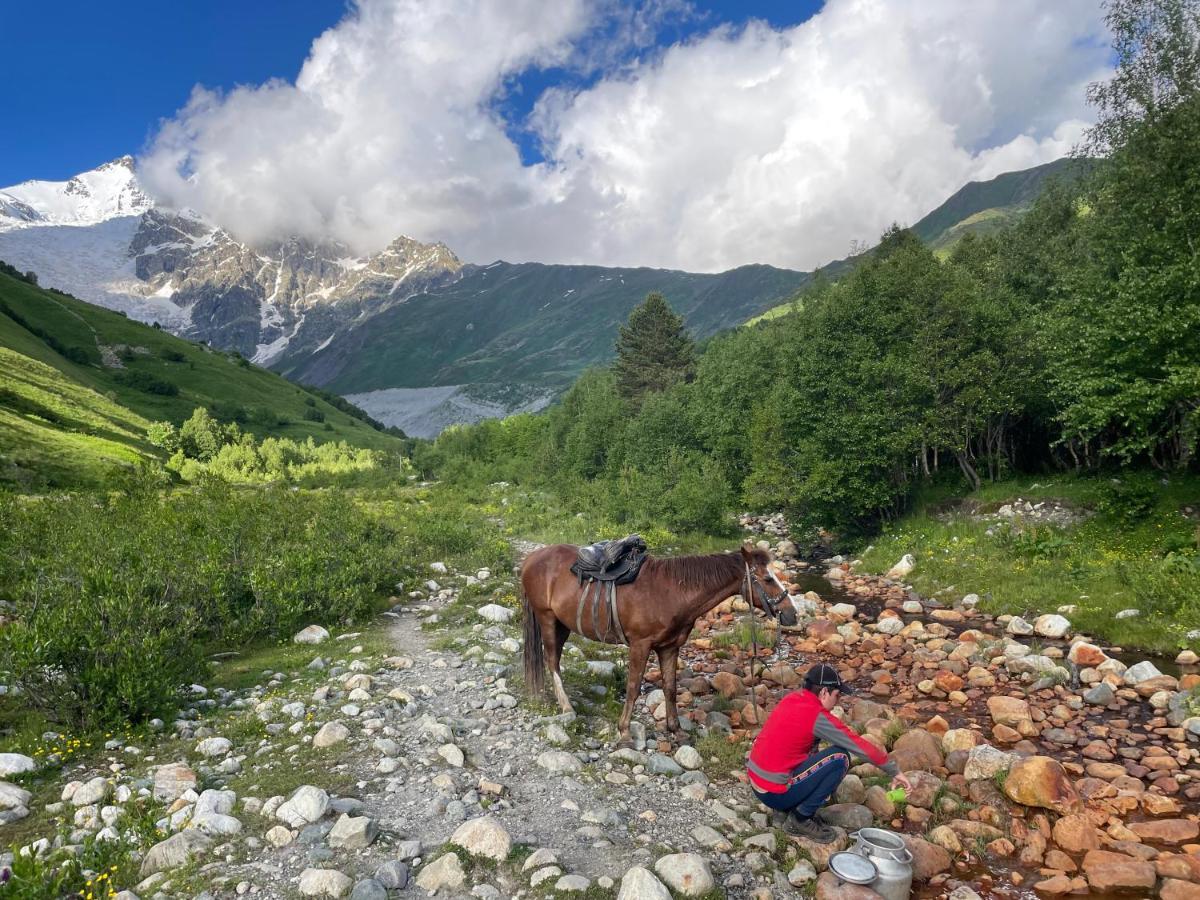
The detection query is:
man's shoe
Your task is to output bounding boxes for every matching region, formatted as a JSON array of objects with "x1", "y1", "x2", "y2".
[
  {"x1": 813, "y1": 808, "x2": 834, "y2": 824},
  {"x1": 784, "y1": 814, "x2": 837, "y2": 843}
]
